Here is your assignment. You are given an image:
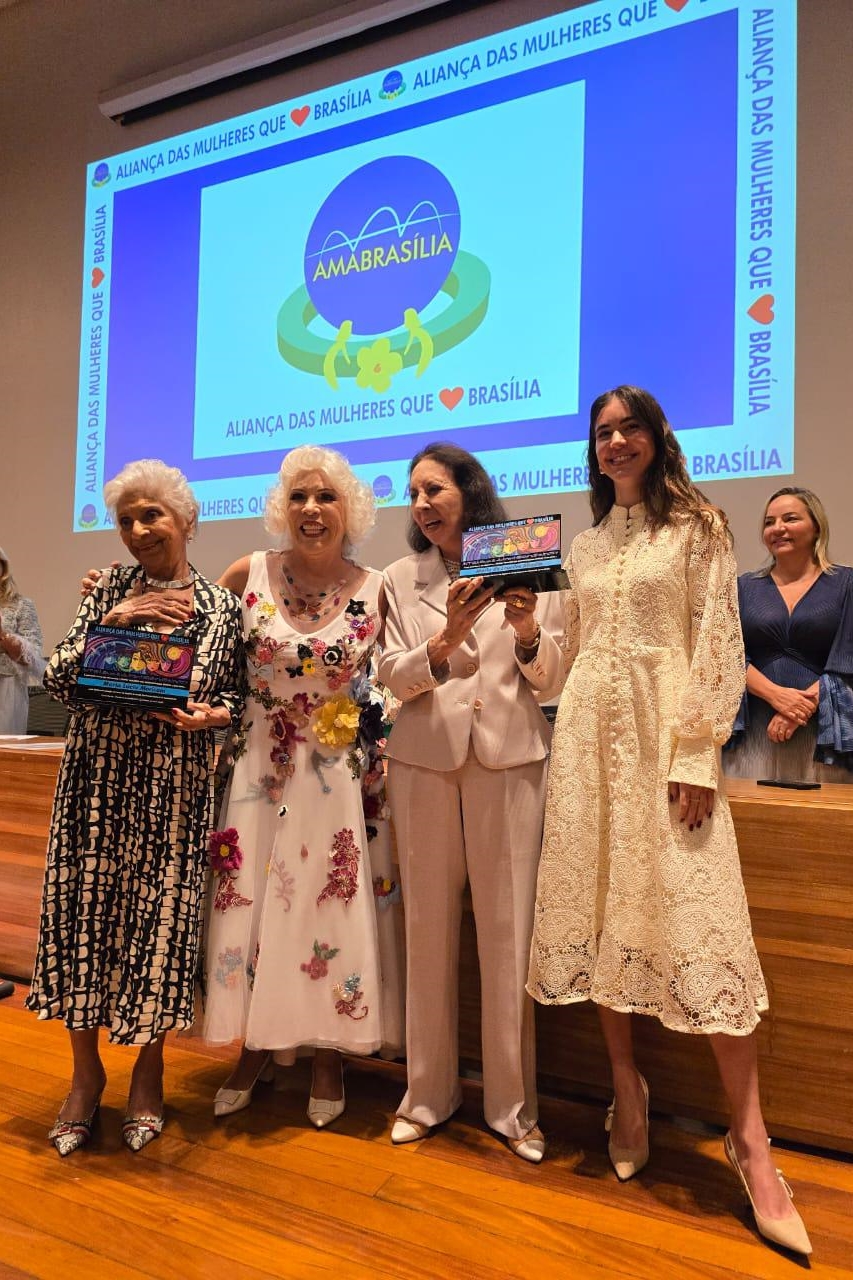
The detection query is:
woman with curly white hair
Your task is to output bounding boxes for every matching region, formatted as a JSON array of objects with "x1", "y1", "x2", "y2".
[
  {"x1": 203, "y1": 444, "x2": 403, "y2": 1127},
  {"x1": 28, "y1": 459, "x2": 245, "y2": 1156},
  {"x1": 0, "y1": 546, "x2": 46, "y2": 733}
]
